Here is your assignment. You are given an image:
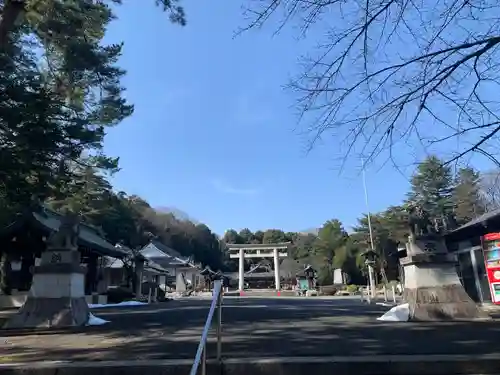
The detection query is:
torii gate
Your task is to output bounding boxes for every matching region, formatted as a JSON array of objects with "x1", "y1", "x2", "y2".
[{"x1": 227, "y1": 243, "x2": 290, "y2": 293}]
